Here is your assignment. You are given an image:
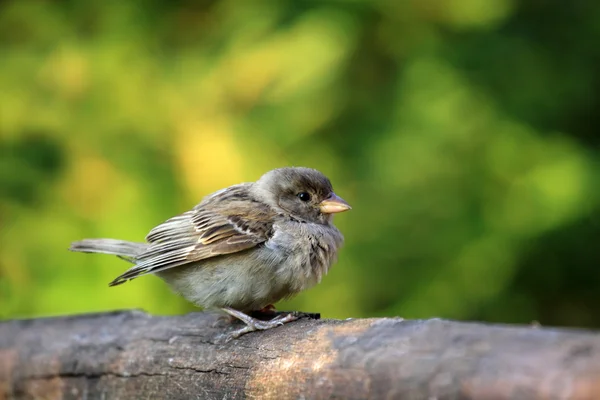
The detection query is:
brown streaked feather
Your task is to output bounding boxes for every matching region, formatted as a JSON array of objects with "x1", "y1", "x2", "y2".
[{"x1": 108, "y1": 184, "x2": 277, "y2": 286}]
